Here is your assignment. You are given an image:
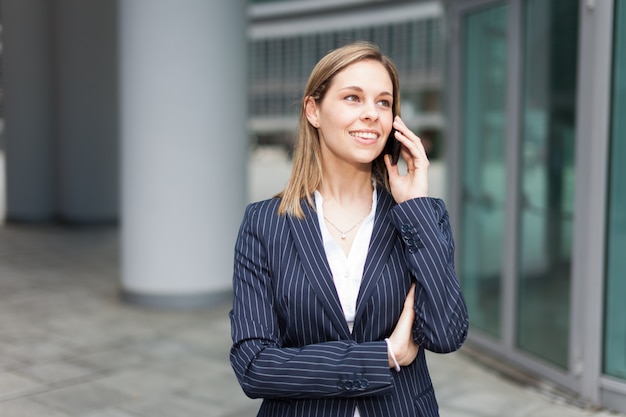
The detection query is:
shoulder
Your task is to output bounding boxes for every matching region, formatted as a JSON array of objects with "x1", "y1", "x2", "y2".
[
  {"x1": 244, "y1": 197, "x2": 282, "y2": 217},
  {"x1": 241, "y1": 197, "x2": 290, "y2": 231}
]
